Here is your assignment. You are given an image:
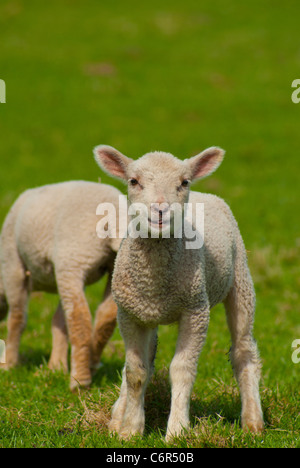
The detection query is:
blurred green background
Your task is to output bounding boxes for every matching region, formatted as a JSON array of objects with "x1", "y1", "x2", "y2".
[{"x1": 0, "y1": 0, "x2": 299, "y2": 448}]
